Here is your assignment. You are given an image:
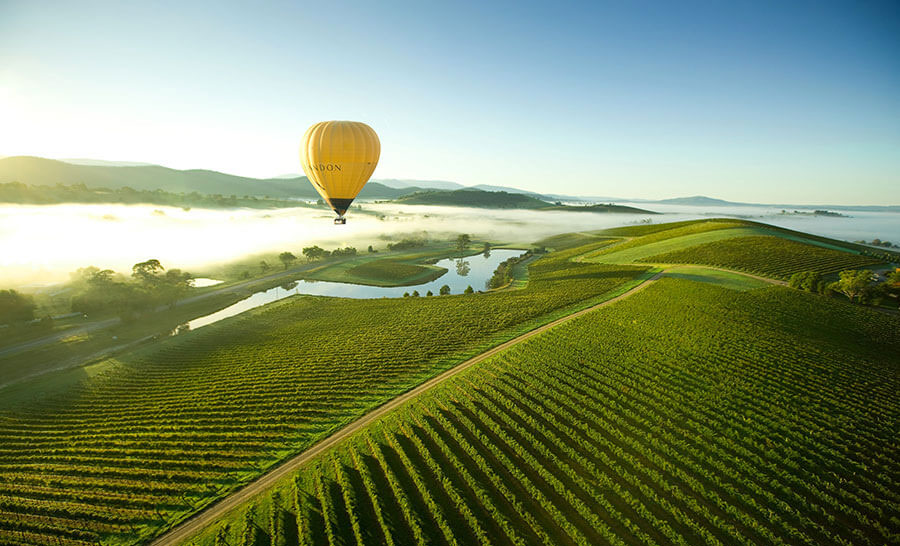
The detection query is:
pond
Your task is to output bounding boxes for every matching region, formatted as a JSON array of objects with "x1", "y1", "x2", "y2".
[{"x1": 183, "y1": 249, "x2": 525, "y2": 332}]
